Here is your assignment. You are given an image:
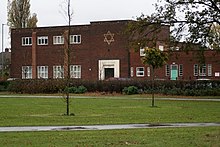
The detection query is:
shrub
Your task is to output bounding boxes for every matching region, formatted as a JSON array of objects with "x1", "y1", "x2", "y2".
[
  {"x1": 123, "y1": 86, "x2": 139, "y2": 95},
  {"x1": 76, "y1": 85, "x2": 87, "y2": 94},
  {"x1": 66, "y1": 86, "x2": 87, "y2": 94}
]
